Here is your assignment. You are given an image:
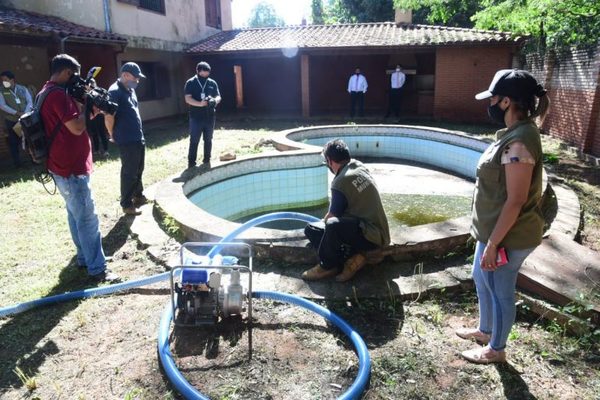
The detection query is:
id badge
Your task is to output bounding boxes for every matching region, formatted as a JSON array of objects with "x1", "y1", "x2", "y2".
[
  {"x1": 201, "y1": 93, "x2": 206, "y2": 100},
  {"x1": 15, "y1": 97, "x2": 21, "y2": 104}
]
